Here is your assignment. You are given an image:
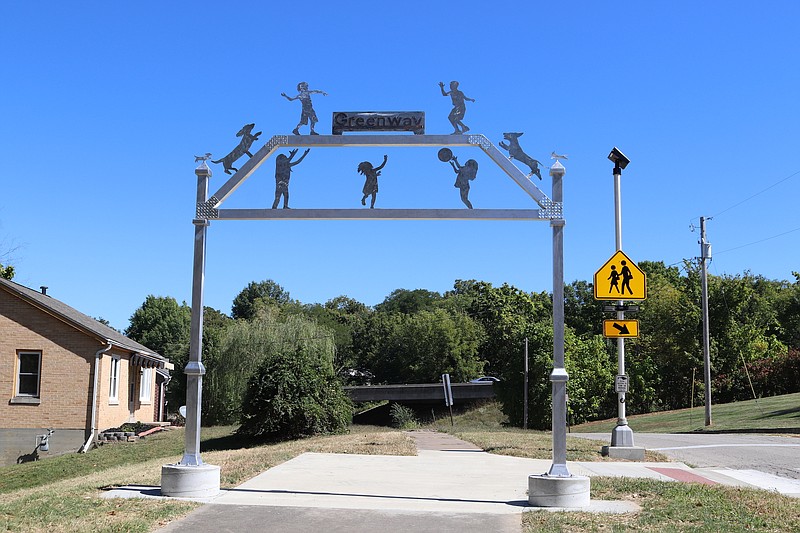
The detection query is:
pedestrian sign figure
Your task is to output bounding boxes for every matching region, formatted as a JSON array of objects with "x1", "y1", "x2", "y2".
[
  {"x1": 281, "y1": 82, "x2": 328, "y2": 135},
  {"x1": 272, "y1": 149, "x2": 310, "y2": 209},
  {"x1": 608, "y1": 265, "x2": 620, "y2": 294},
  {"x1": 594, "y1": 250, "x2": 647, "y2": 301},
  {"x1": 620, "y1": 260, "x2": 634, "y2": 295}
]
